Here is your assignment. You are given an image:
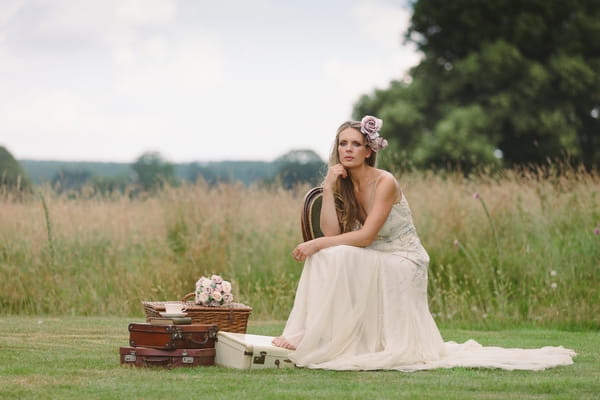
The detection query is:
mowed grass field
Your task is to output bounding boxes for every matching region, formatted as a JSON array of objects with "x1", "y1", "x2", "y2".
[{"x1": 0, "y1": 317, "x2": 598, "y2": 400}]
